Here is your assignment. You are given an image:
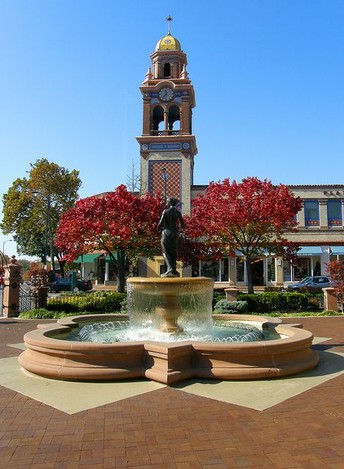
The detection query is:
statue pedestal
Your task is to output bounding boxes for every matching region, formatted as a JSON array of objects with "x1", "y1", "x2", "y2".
[{"x1": 155, "y1": 294, "x2": 183, "y2": 332}]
